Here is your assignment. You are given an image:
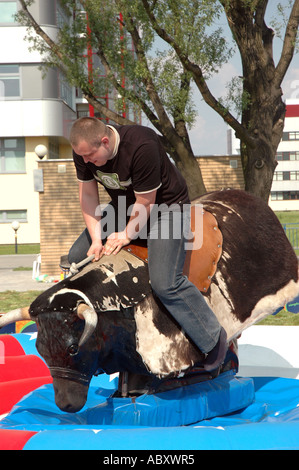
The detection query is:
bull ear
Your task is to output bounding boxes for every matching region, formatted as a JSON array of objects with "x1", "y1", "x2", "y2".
[
  {"x1": 0, "y1": 307, "x2": 32, "y2": 328},
  {"x1": 77, "y1": 303, "x2": 98, "y2": 347}
]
